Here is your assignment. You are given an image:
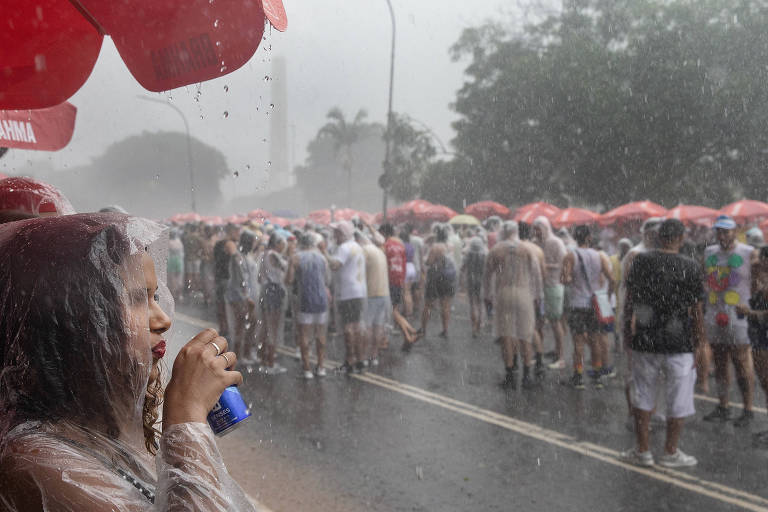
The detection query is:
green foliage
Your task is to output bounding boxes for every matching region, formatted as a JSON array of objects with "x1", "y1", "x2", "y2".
[
  {"x1": 295, "y1": 108, "x2": 385, "y2": 209},
  {"x1": 384, "y1": 113, "x2": 438, "y2": 201},
  {"x1": 296, "y1": 108, "x2": 437, "y2": 208},
  {"x1": 445, "y1": 0, "x2": 768, "y2": 209},
  {"x1": 23, "y1": 131, "x2": 228, "y2": 218}
]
